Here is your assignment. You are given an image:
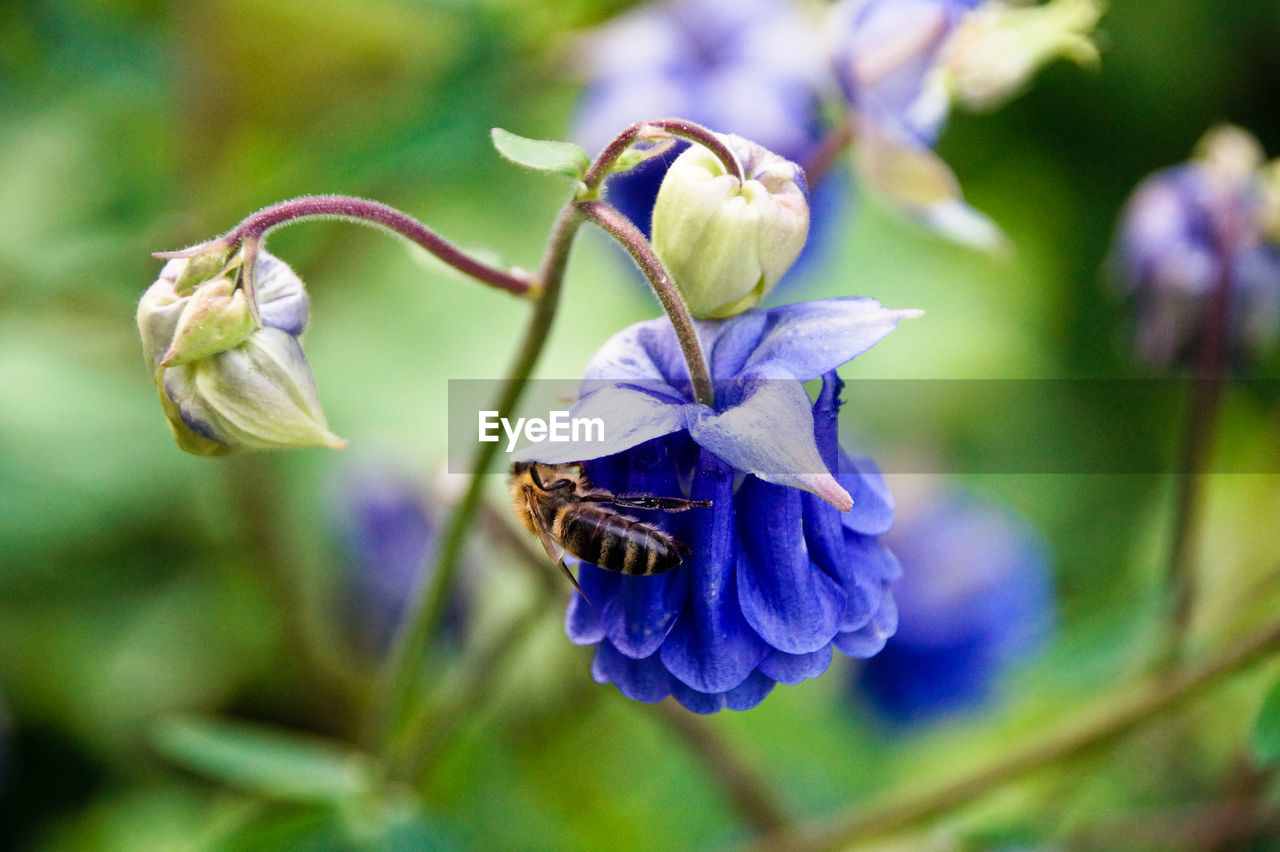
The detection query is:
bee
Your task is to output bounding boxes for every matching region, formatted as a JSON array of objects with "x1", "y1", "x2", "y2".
[{"x1": 509, "y1": 461, "x2": 711, "y2": 597}]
